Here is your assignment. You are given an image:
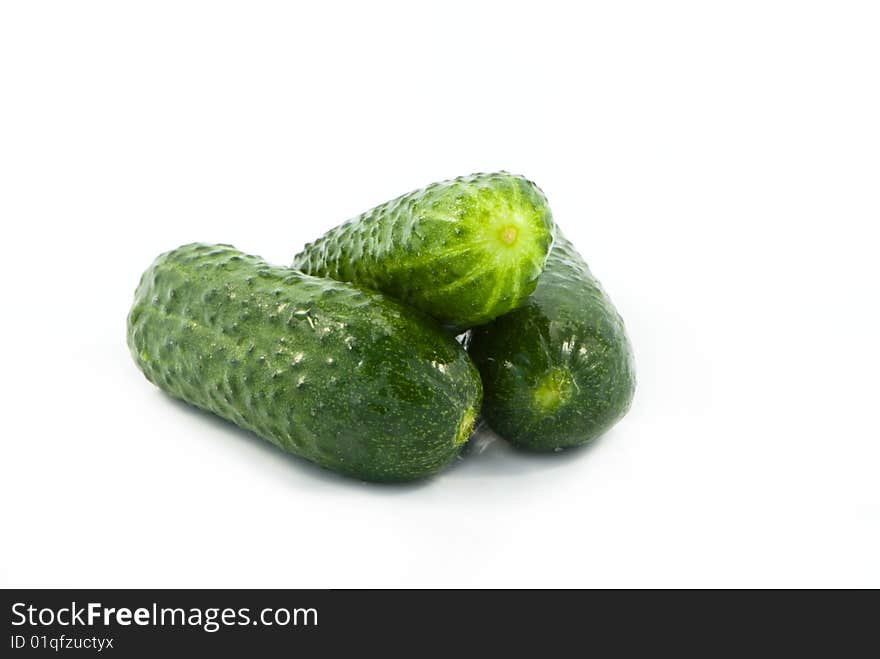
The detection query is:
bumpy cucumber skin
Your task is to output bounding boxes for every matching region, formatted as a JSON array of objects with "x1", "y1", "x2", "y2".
[
  {"x1": 127, "y1": 244, "x2": 481, "y2": 482},
  {"x1": 467, "y1": 234, "x2": 635, "y2": 451},
  {"x1": 292, "y1": 172, "x2": 554, "y2": 331}
]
